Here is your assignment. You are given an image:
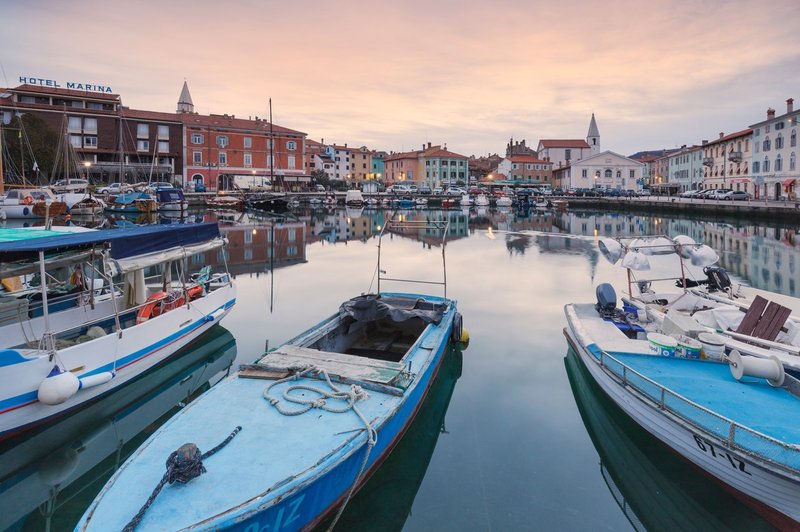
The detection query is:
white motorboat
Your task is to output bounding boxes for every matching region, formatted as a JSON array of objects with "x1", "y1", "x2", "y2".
[{"x1": 0, "y1": 188, "x2": 68, "y2": 219}]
